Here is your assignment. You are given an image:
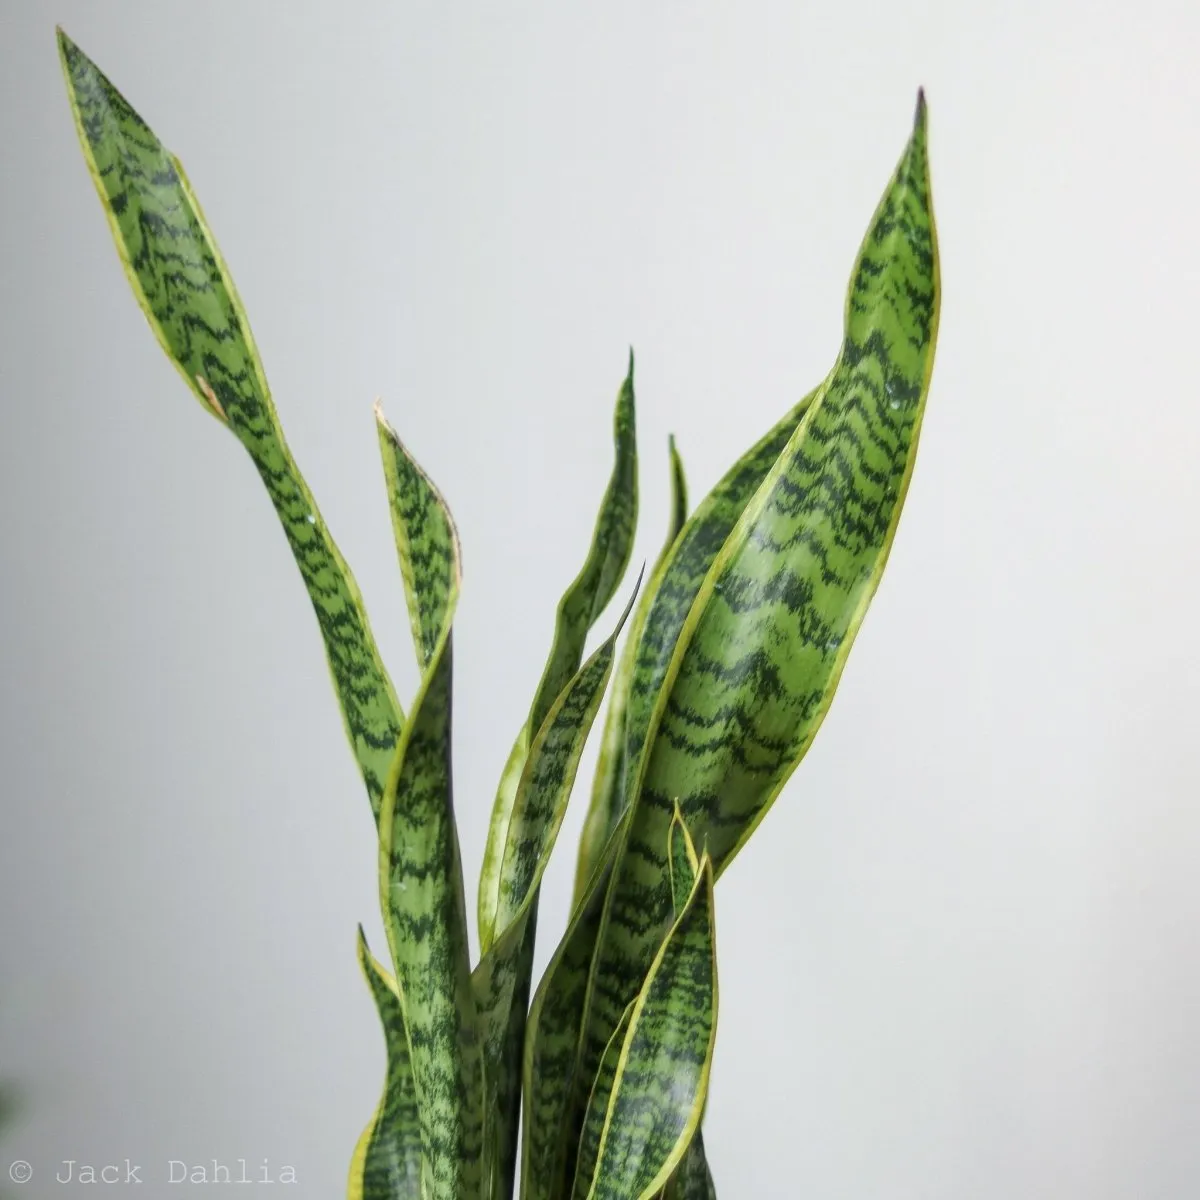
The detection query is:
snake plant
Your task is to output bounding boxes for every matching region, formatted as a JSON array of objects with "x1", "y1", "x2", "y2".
[{"x1": 58, "y1": 27, "x2": 939, "y2": 1200}]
